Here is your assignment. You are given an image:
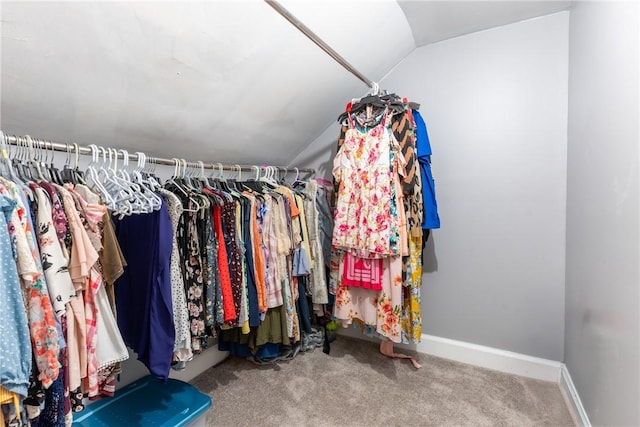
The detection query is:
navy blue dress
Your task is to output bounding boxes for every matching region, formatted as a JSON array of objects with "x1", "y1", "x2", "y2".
[{"x1": 113, "y1": 201, "x2": 175, "y2": 381}]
